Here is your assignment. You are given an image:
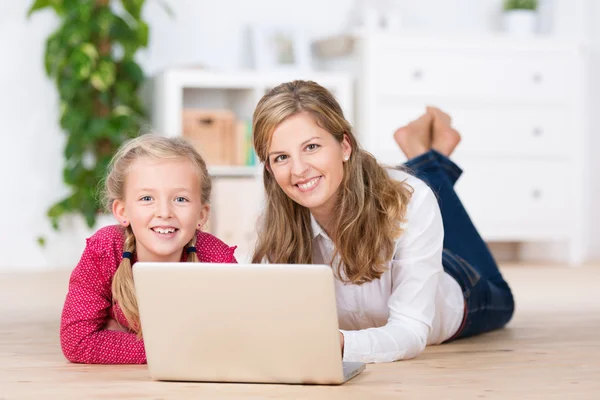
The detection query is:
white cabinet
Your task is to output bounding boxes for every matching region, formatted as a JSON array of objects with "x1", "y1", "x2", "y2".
[
  {"x1": 315, "y1": 34, "x2": 588, "y2": 265},
  {"x1": 147, "y1": 69, "x2": 353, "y2": 262}
]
